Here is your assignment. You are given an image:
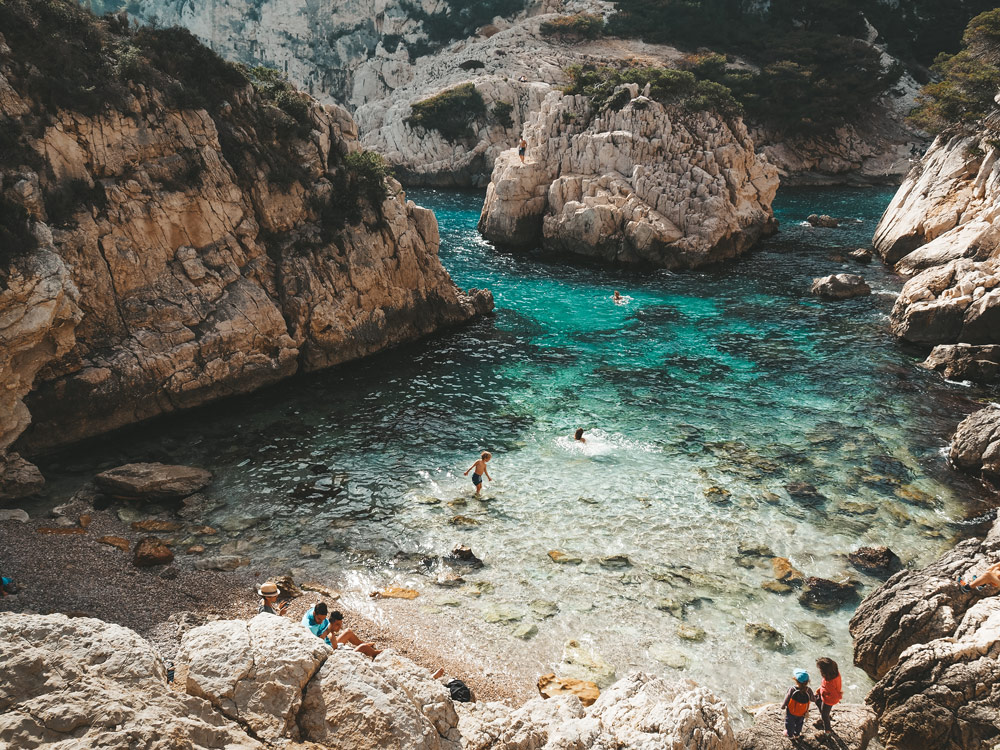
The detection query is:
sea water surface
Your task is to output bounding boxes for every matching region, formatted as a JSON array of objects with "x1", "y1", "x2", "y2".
[{"x1": 41, "y1": 187, "x2": 992, "y2": 715}]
